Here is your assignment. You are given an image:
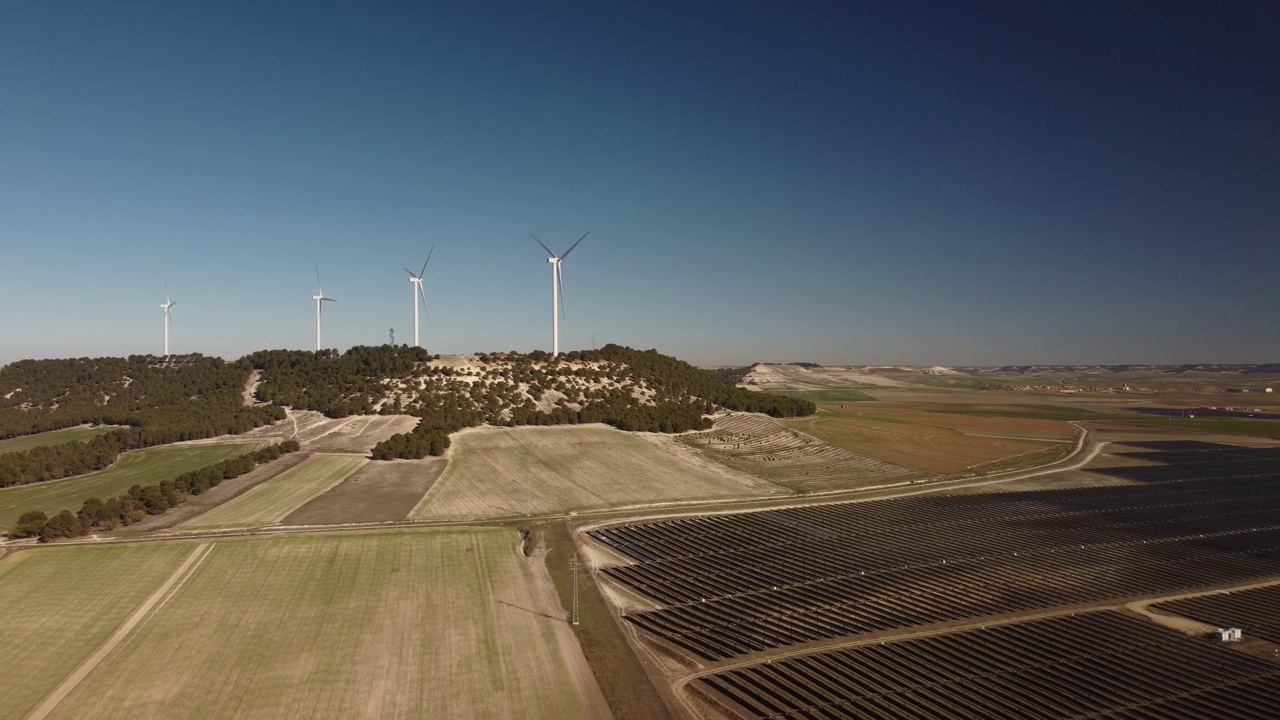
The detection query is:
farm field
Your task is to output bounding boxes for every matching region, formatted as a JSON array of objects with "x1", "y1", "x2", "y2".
[
  {"x1": 0, "y1": 441, "x2": 270, "y2": 529},
  {"x1": 681, "y1": 413, "x2": 932, "y2": 493},
  {"x1": 590, "y1": 440, "x2": 1280, "y2": 661},
  {"x1": 0, "y1": 543, "x2": 195, "y2": 720},
  {"x1": 781, "y1": 407, "x2": 1074, "y2": 474},
  {"x1": 411, "y1": 425, "x2": 785, "y2": 521},
  {"x1": 238, "y1": 409, "x2": 419, "y2": 453},
  {"x1": 0, "y1": 425, "x2": 121, "y2": 455},
  {"x1": 36, "y1": 530, "x2": 609, "y2": 720},
  {"x1": 177, "y1": 453, "x2": 366, "y2": 532},
  {"x1": 694, "y1": 612, "x2": 1280, "y2": 719},
  {"x1": 283, "y1": 456, "x2": 447, "y2": 525}
]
